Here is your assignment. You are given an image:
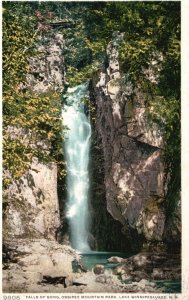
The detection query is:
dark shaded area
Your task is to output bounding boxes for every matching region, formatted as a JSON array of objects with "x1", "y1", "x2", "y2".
[
  {"x1": 48, "y1": 20, "x2": 75, "y2": 28},
  {"x1": 42, "y1": 275, "x2": 66, "y2": 287},
  {"x1": 56, "y1": 181, "x2": 71, "y2": 246},
  {"x1": 72, "y1": 259, "x2": 88, "y2": 273}
]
